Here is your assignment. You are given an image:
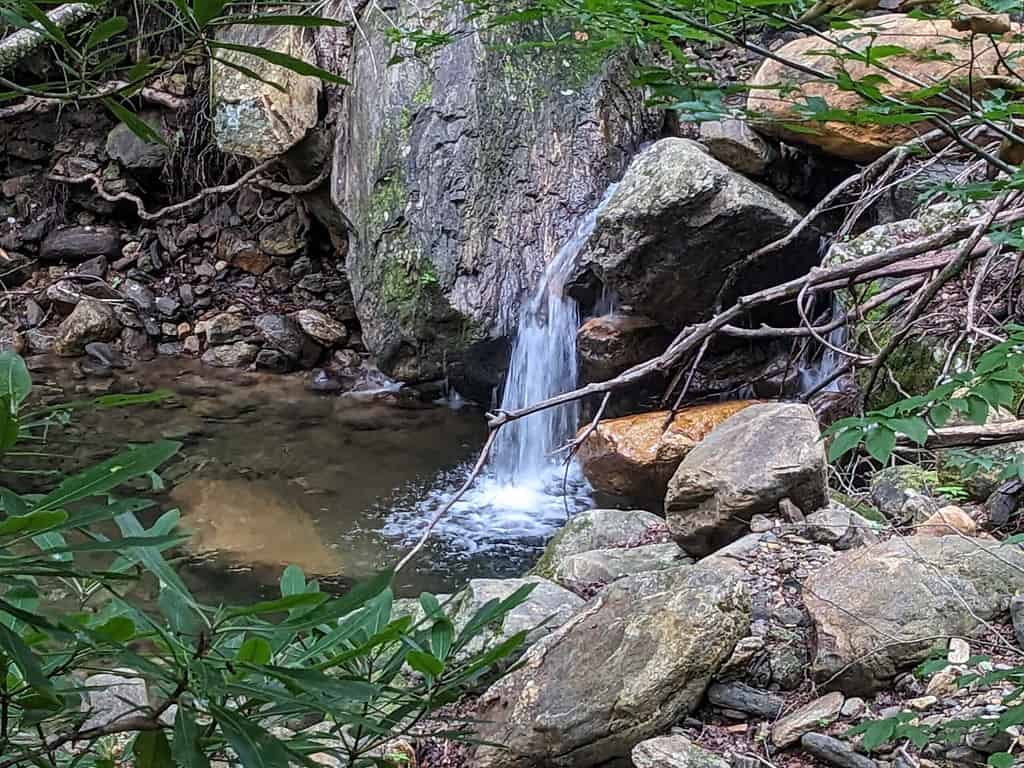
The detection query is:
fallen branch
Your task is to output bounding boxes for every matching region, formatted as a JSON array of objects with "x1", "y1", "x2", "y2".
[
  {"x1": 0, "y1": 2, "x2": 107, "y2": 72},
  {"x1": 0, "y1": 82, "x2": 188, "y2": 119},
  {"x1": 914, "y1": 419, "x2": 1024, "y2": 449}
]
